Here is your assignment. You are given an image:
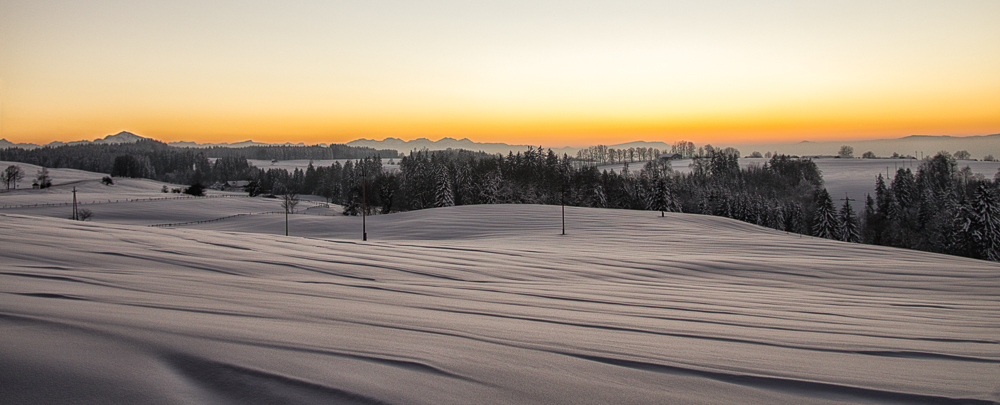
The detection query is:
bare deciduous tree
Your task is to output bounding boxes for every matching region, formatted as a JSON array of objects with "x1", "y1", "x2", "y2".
[
  {"x1": 3, "y1": 165, "x2": 25, "y2": 190},
  {"x1": 838, "y1": 145, "x2": 854, "y2": 158},
  {"x1": 281, "y1": 193, "x2": 299, "y2": 236}
]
